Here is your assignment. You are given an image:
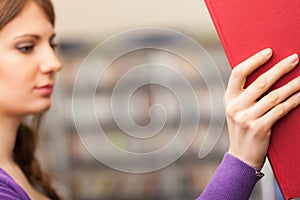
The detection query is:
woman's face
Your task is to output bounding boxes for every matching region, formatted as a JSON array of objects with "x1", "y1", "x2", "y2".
[{"x1": 0, "y1": 1, "x2": 62, "y2": 117}]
